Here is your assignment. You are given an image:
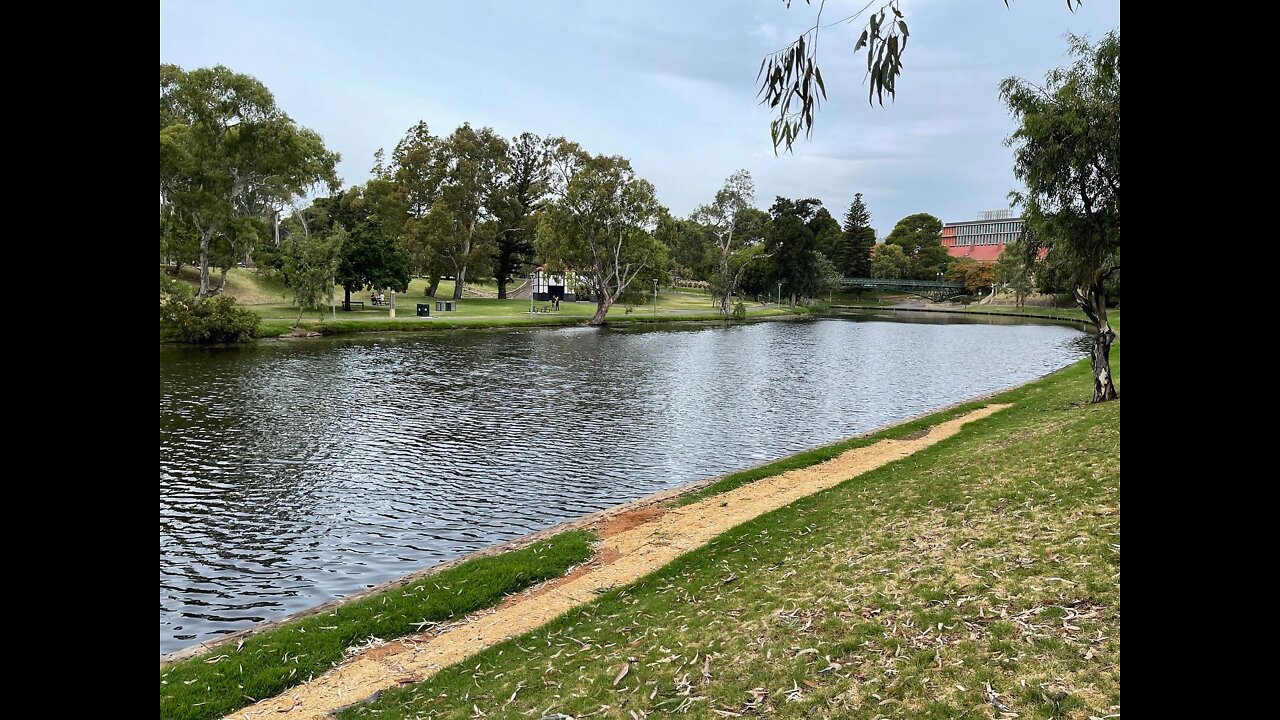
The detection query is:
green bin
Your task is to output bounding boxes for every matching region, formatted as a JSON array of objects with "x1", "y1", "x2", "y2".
[{"x1": 416, "y1": 303, "x2": 430, "y2": 317}]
